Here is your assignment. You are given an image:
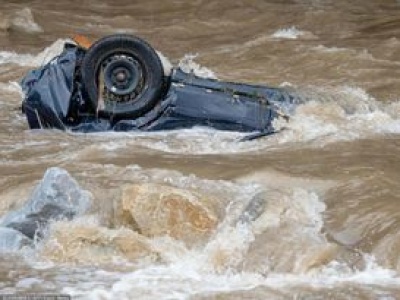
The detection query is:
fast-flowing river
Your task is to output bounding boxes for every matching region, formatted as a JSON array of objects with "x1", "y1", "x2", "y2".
[{"x1": 1, "y1": 0, "x2": 400, "y2": 299}]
